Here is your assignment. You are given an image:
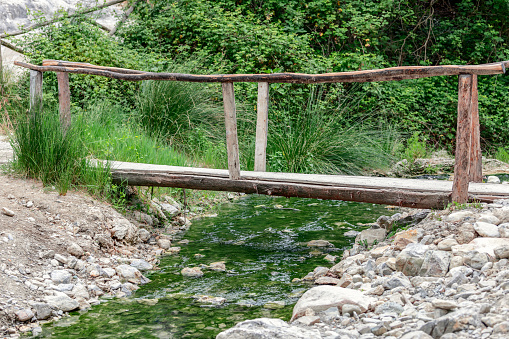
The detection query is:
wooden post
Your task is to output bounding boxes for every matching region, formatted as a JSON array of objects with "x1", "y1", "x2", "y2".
[
  {"x1": 254, "y1": 82, "x2": 269, "y2": 172},
  {"x1": 469, "y1": 74, "x2": 482, "y2": 182},
  {"x1": 29, "y1": 70, "x2": 43, "y2": 114},
  {"x1": 222, "y1": 82, "x2": 241, "y2": 180},
  {"x1": 452, "y1": 74, "x2": 474, "y2": 203},
  {"x1": 57, "y1": 72, "x2": 71, "y2": 133}
]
